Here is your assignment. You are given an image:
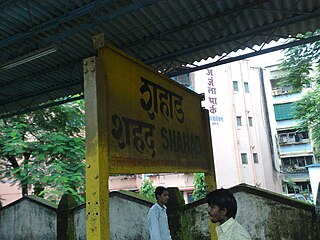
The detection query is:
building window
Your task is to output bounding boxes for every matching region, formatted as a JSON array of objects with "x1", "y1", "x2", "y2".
[
  {"x1": 187, "y1": 192, "x2": 194, "y2": 203},
  {"x1": 244, "y1": 82, "x2": 249, "y2": 93},
  {"x1": 248, "y1": 117, "x2": 253, "y2": 126},
  {"x1": 241, "y1": 153, "x2": 248, "y2": 164},
  {"x1": 236, "y1": 116, "x2": 242, "y2": 126},
  {"x1": 253, "y1": 153, "x2": 259, "y2": 163},
  {"x1": 274, "y1": 103, "x2": 295, "y2": 121},
  {"x1": 233, "y1": 81, "x2": 239, "y2": 91}
]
